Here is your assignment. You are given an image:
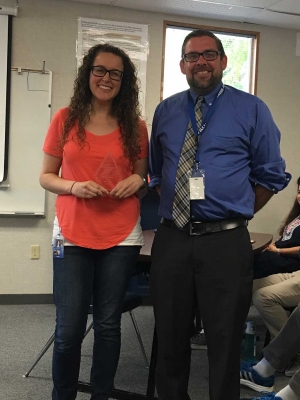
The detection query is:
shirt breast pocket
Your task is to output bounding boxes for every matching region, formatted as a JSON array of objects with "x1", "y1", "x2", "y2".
[{"x1": 208, "y1": 136, "x2": 244, "y2": 167}]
